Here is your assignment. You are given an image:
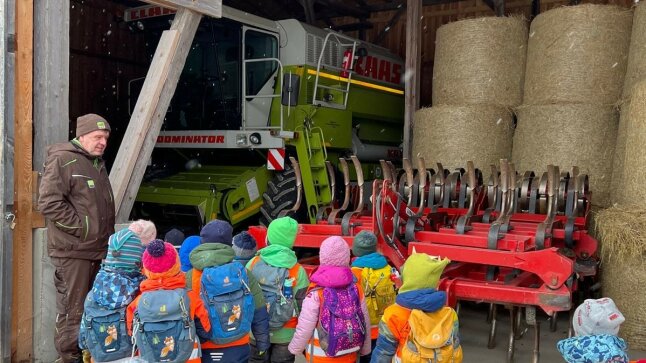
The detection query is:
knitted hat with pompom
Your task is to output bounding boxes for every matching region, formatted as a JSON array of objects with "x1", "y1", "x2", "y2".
[{"x1": 142, "y1": 239, "x2": 181, "y2": 279}]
